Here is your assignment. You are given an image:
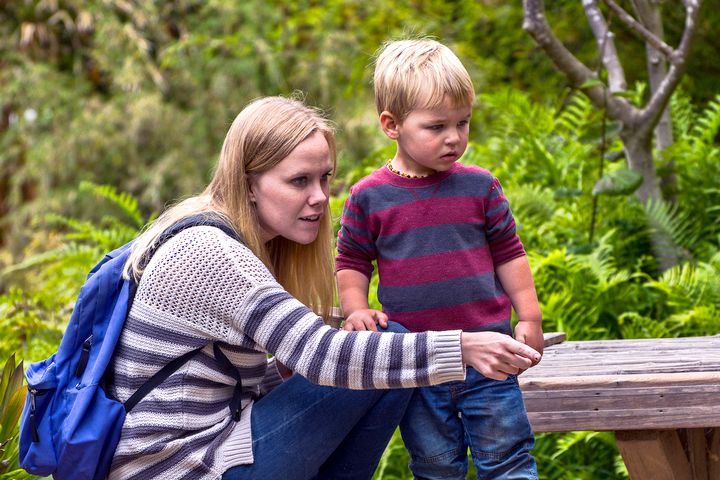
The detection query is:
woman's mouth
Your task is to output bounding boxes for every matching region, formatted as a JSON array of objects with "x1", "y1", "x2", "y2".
[{"x1": 300, "y1": 215, "x2": 321, "y2": 222}]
